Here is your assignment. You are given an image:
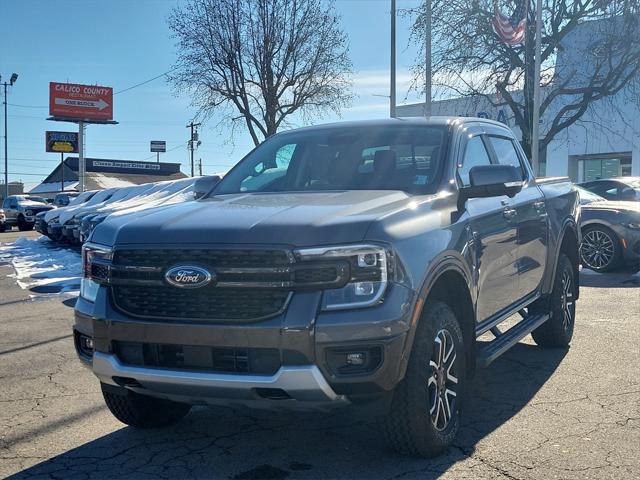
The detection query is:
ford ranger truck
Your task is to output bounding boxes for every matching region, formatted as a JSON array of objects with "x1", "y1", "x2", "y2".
[{"x1": 74, "y1": 118, "x2": 580, "y2": 457}]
